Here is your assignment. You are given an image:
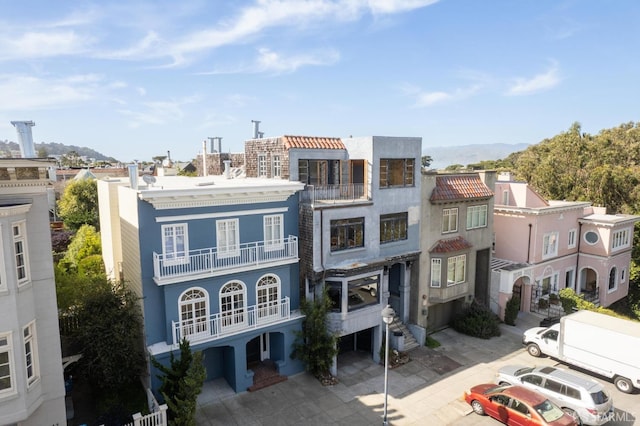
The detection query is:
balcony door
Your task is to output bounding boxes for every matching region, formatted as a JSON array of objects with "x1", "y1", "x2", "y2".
[
  {"x1": 220, "y1": 281, "x2": 246, "y2": 331},
  {"x1": 257, "y1": 275, "x2": 280, "y2": 322},
  {"x1": 180, "y1": 288, "x2": 208, "y2": 339}
]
